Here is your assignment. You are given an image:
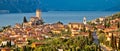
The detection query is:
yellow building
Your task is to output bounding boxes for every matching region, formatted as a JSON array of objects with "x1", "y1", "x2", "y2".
[
  {"x1": 0, "y1": 47, "x2": 11, "y2": 51},
  {"x1": 68, "y1": 22, "x2": 85, "y2": 35},
  {"x1": 32, "y1": 42, "x2": 44, "y2": 48},
  {"x1": 68, "y1": 22, "x2": 84, "y2": 29}
]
